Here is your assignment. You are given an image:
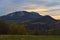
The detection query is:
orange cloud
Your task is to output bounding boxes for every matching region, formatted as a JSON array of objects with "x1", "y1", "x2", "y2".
[
  {"x1": 26, "y1": 8, "x2": 48, "y2": 15},
  {"x1": 51, "y1": 16, "x2": 60, "y2": 19},
  {"x1": 26, "y1": 9, "x2": 60, "y2": 19}
]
